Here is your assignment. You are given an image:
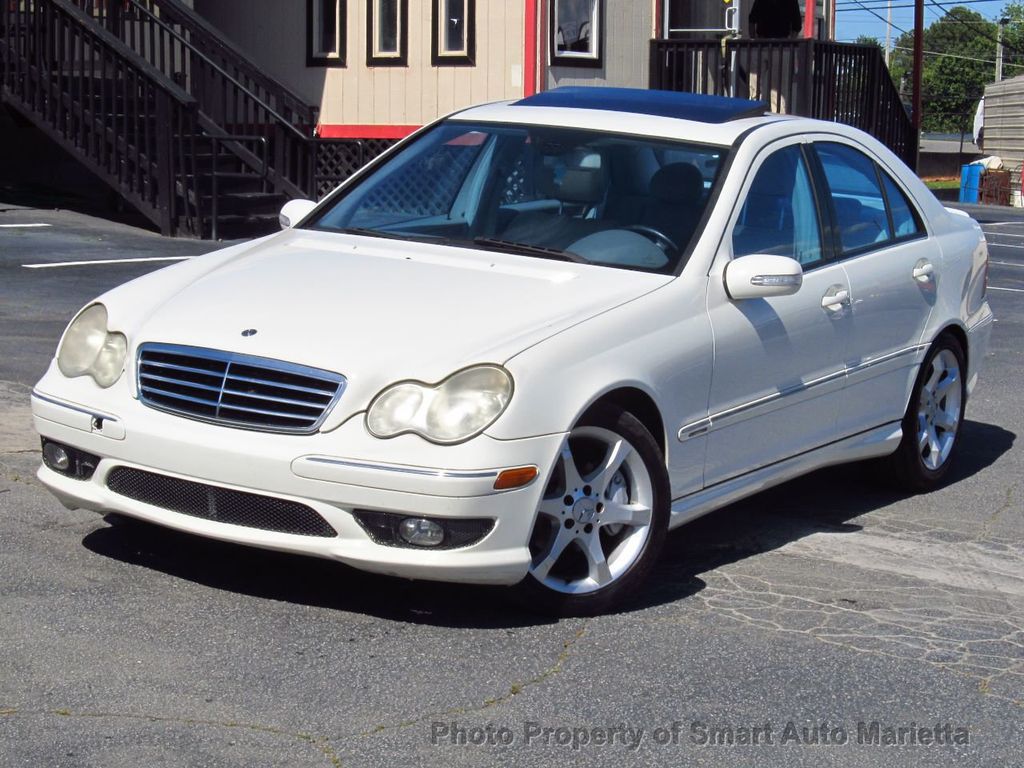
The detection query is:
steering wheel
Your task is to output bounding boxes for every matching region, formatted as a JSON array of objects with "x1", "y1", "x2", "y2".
[{"x1": 622, "y1": 225, "x2": 679, "y2": 256}]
